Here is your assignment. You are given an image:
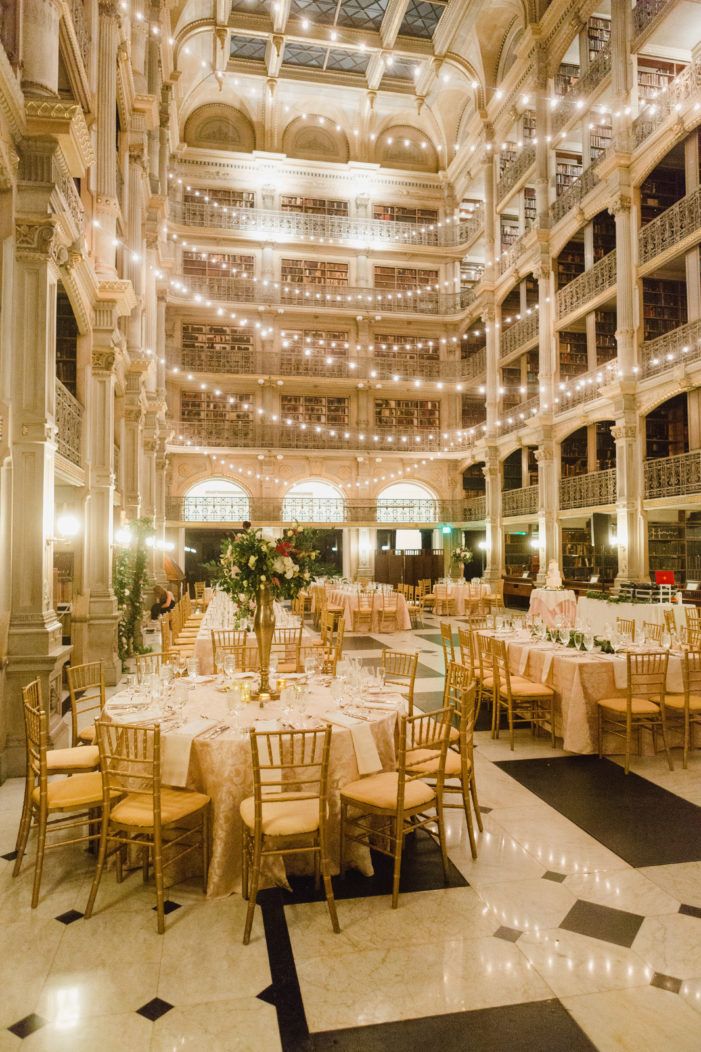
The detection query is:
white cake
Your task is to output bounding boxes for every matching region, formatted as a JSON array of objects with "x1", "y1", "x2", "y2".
[{"x1": 545, "y1": 560, "x2": 563, "y2": 590}]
